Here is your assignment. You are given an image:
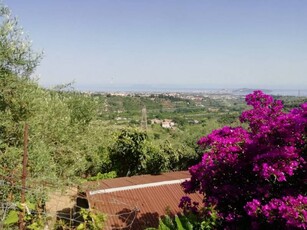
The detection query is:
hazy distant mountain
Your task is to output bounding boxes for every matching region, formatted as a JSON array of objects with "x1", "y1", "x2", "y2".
[{"x1": 232, "y1": 88, "x2": 272, "y2": 95}]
